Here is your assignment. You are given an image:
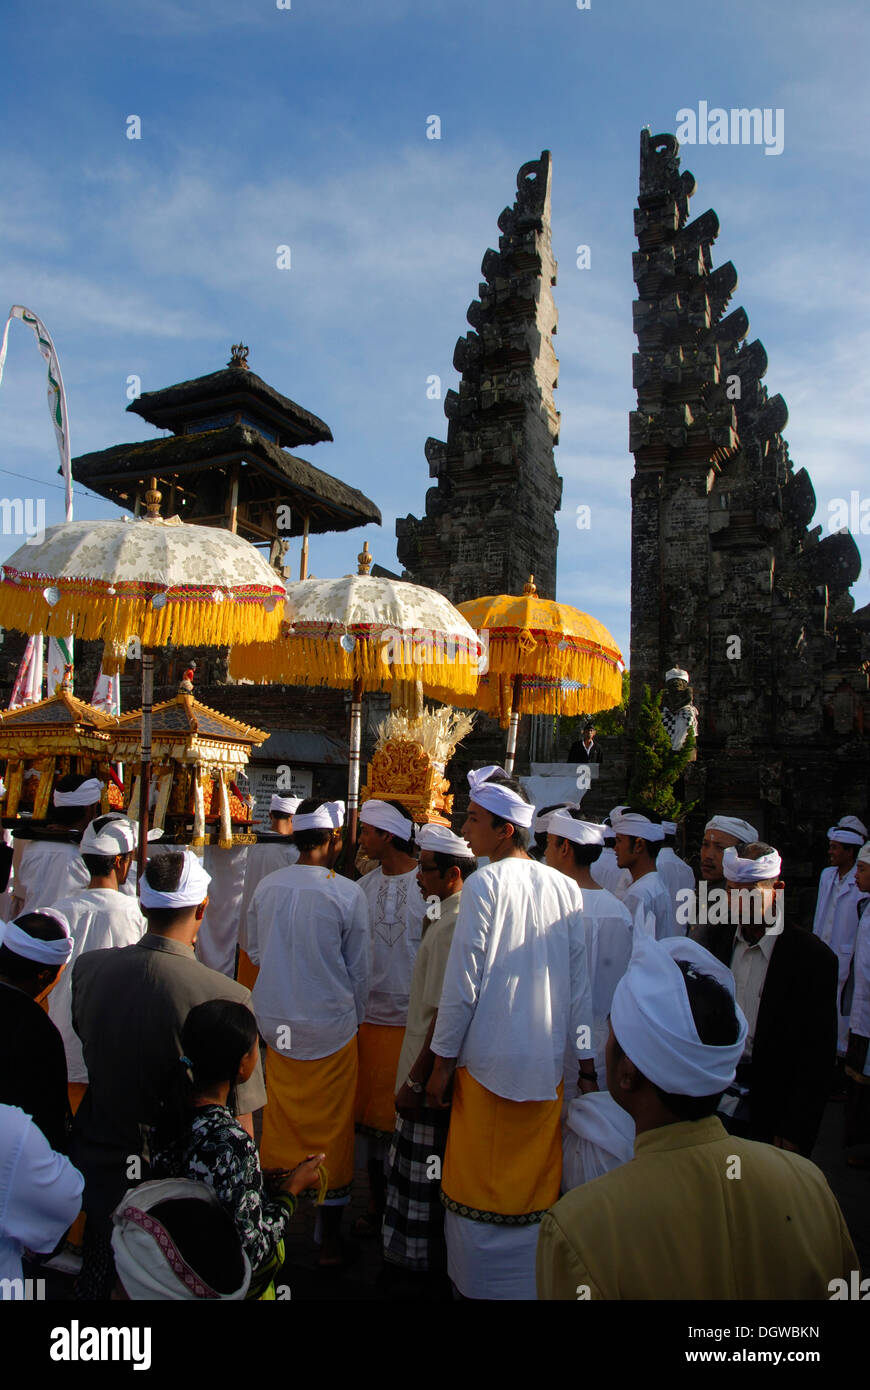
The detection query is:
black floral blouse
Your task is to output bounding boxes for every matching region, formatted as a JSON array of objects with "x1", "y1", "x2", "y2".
[{"x1": 151, "y1": 1104, "x2": 294, "y2": 1275}]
